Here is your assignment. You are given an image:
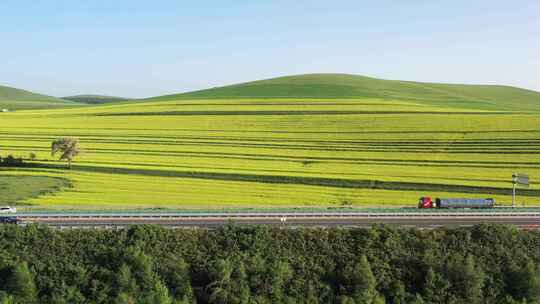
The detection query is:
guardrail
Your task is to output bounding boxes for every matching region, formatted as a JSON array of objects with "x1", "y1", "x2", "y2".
[
  {"x1": 8, "y1": 211, "x2": 540, "y2": 218},
  {"x1": 11, "y1": 206, "x2": 540, "y2": 215}
]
